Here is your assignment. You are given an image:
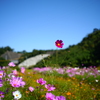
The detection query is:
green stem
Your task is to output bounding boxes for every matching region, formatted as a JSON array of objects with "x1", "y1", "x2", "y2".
[{"x1": 56, "y1": 48, "x2": 58, "y2": 67}]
